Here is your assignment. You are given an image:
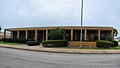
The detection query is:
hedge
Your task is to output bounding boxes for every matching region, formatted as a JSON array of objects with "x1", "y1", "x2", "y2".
[
  {"x1": 96, "y1": 40, "x2": 114, "y2": 48},
  {"x1": 1, "y1": 38, "x2": 35, "y2": 44},
  {"x1": 26, "y1": 41, "x2": 40, "y2": 46},
  {"x1": 110, "y1": 40, "x2": 118, "y2": 47},
  {"x1": 0, "y1": 39, "x2": 2, "y2": 42},
  {"x1": 42, "y1": 40, "x2": 68, "y2": 47}
]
